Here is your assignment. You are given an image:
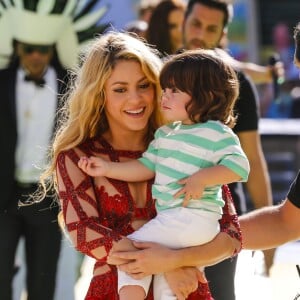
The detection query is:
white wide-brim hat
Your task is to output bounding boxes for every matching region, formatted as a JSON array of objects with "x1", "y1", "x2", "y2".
[{"x1": 0, "y1": 0, "x2": 110, "y2": 69}]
